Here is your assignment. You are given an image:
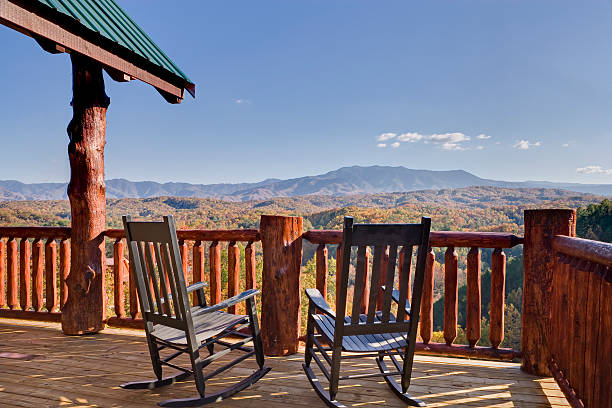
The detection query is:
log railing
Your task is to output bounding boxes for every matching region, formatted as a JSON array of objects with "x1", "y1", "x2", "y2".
[
  {"x1": 303, "y1": 229, "x2": 524, "y2": 360},
  {"x1": 0, "y1": 227, "x2": 71, "y2": 322},
  {"x1": 549, "y1": 235, "x2": 612, "y2": 408},
  {"x1": 103, "y1": 228, "x2": 261, "y2": 329}
]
